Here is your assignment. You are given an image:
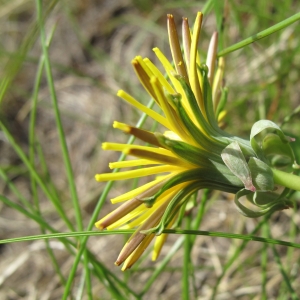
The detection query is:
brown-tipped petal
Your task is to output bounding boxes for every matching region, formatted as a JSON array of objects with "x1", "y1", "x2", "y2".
[
  {"x1": 116, "y1": 198, "x2": 170, "y2": 266},
  {"x1": 182, "y1": 17, "x2": 191, "y2": 75},
  {"x1": 95, "y1": 198, "x2": 143, "y2": 230},
  {"x1": 115, "y1": 232, "x2": 145, "y2": 266},
  {"x1": 206, "y1": 32, "x2": 218, "y2": 86},
  {"x1": 125, "y1": 126, "x2": 162, "y2": 148},
  {"x1": 122, "y1": 234, "x2": 155, "y2": 270},
  {"x1": 132, "y1": 59, "x2": 158, "y2": 104},
  {"x1": 127, "y1": 148, "x2": 193, "y2": 167},
  {"x1": 167, "y1": 14, "x2": 189, "y2": 84}
]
